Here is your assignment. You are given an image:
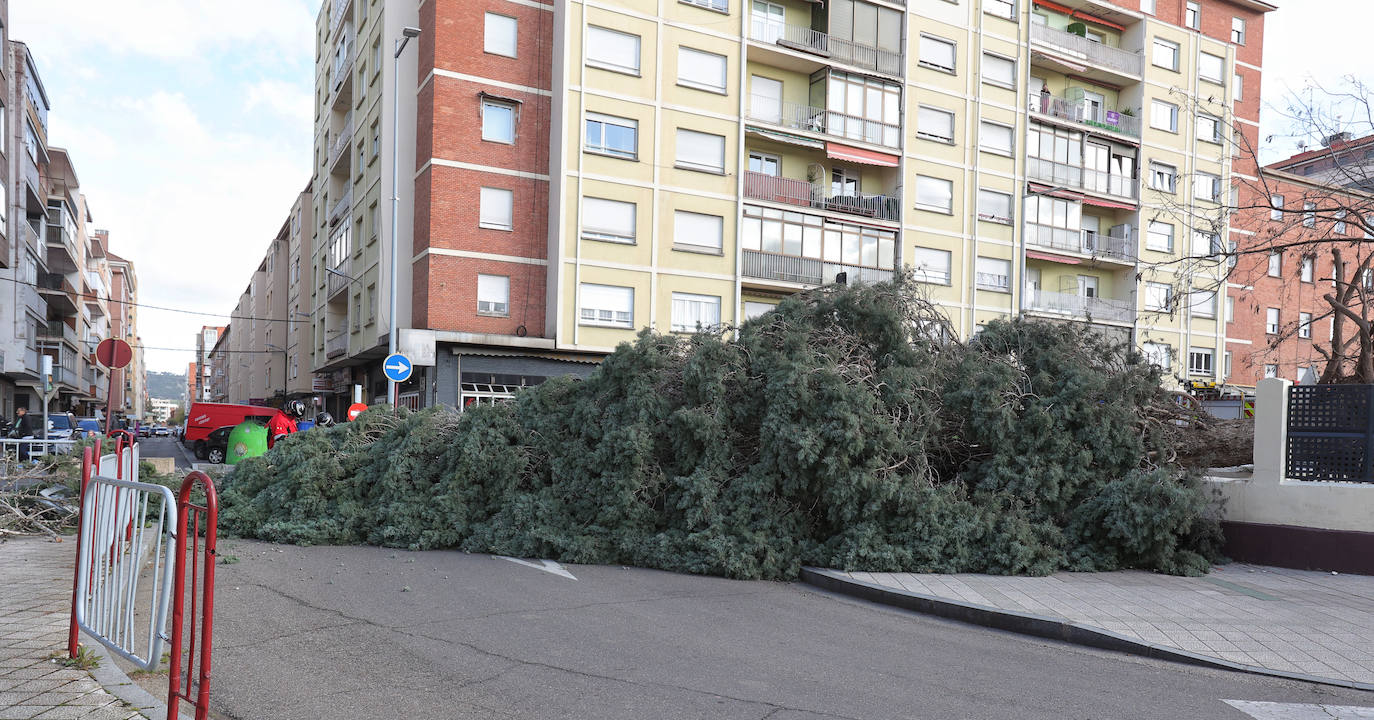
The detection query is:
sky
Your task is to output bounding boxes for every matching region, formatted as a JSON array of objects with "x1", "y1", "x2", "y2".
[{"x1": 7, "y1": 0, "x2": 1368, "y2": 374}]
